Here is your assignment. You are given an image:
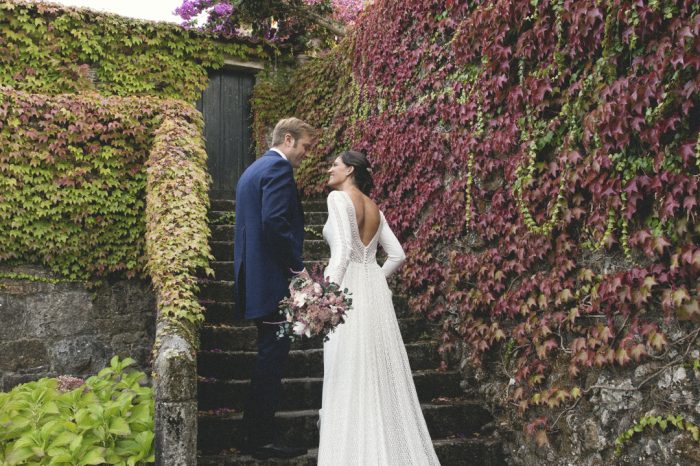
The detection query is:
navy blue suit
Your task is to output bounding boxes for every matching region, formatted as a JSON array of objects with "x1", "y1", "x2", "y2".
[
  {"x1": 234, "y1": 150, "x2": 304, "y2": 447},
  {"x1": 234, "y1": 150, "x2": 305, "y2": 319}
]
